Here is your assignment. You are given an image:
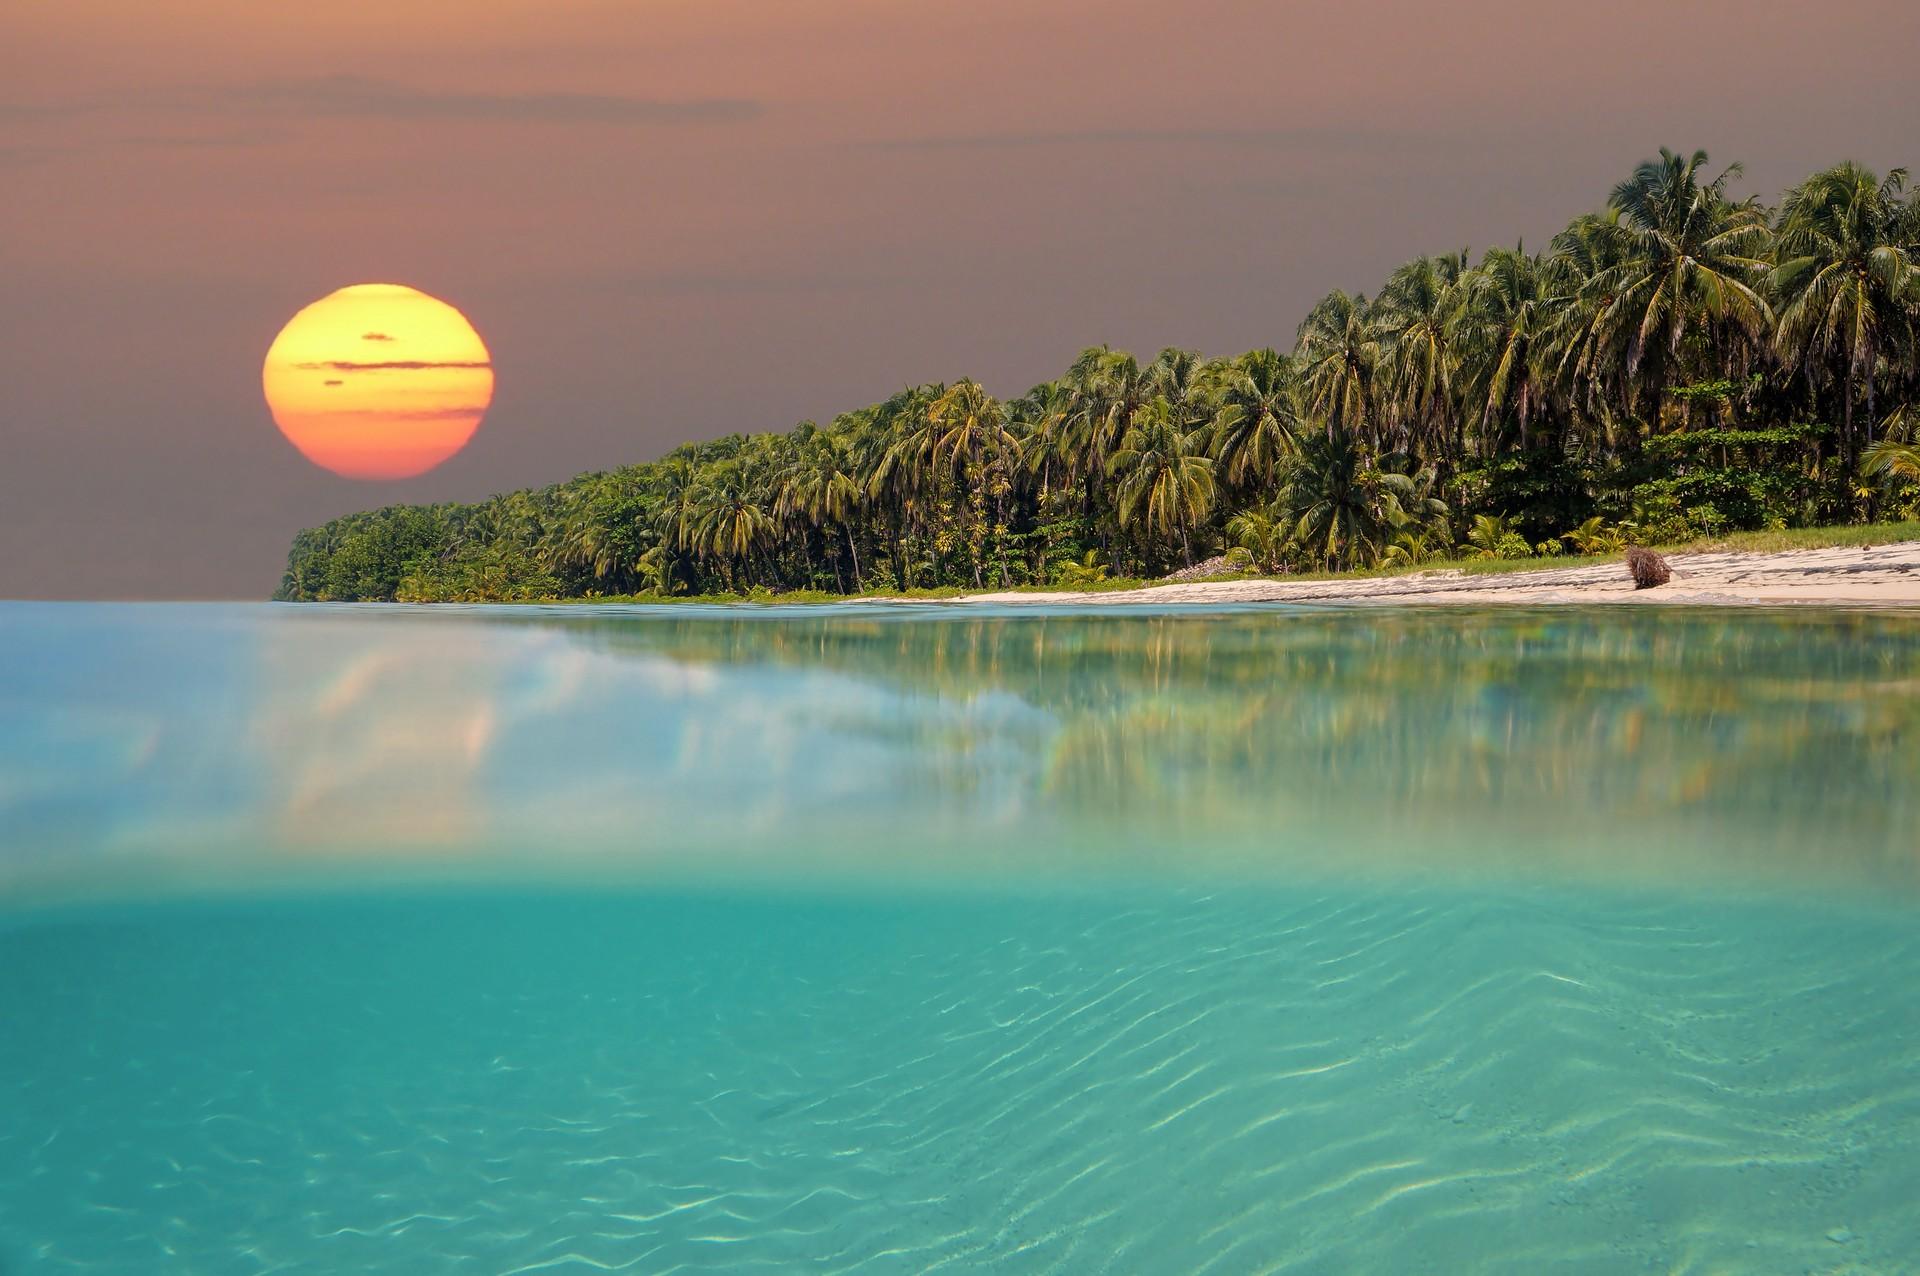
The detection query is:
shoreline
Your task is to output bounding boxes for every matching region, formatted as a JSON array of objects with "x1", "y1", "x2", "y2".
[{"x1": 956, "y1": 541, "x2": 1920, "y2": 608}]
